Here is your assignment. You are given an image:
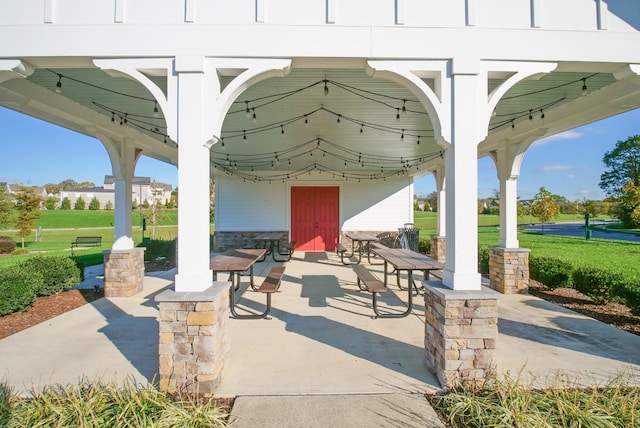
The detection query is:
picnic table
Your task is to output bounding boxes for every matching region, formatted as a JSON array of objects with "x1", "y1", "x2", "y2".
[
  {"x1": 371, "y1": 247, "x2": 444, "y2": 314},
  {"x1": 210, "y1": 248, "x2": 267, "y2": 291},
  {"x1": 338, "y1": 232, "x2": 380, "y2": 264},
  {"x1": 254, "y1": 232, "x2": 295, "y2": 262}
]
